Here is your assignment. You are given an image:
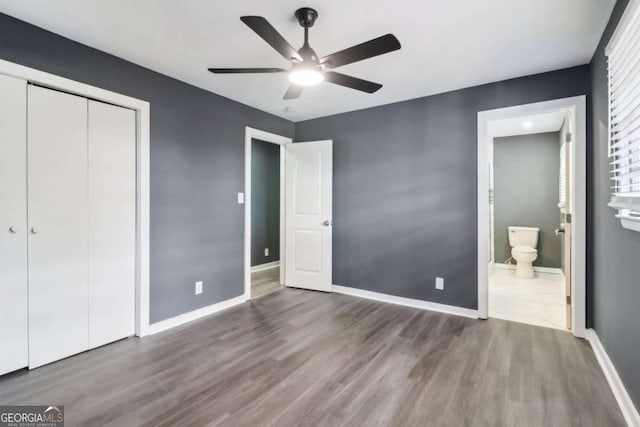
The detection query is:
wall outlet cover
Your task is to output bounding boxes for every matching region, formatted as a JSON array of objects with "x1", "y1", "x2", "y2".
[
  {"x1": 264, "y1": 248, "x2": 269, "y2": 256},
  {"x1": 195, "y1": 281, "x2": 203, "y2": 295},
  {"x1": 237, "y1": 192, "x2": 245, "y2": 204},
  {"x1": 435, "y1": 277, "x2": 444, "y2": 290}
]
